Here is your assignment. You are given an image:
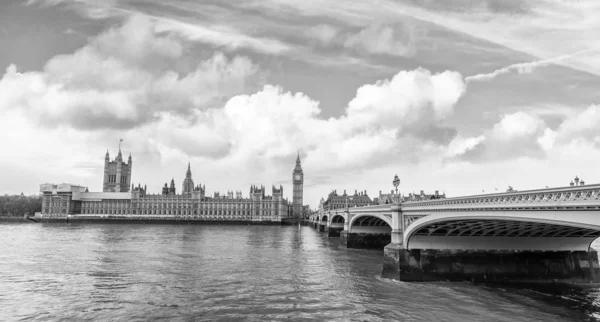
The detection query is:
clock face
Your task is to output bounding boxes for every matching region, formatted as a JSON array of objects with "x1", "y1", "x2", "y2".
[{"x1": 295, "y1": 175, "x2": 301, "y2": 181}]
